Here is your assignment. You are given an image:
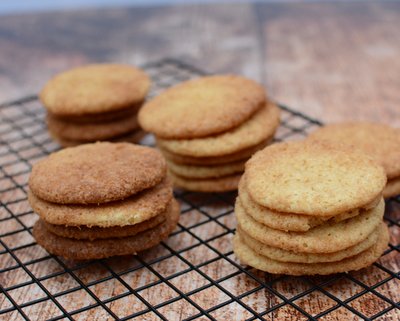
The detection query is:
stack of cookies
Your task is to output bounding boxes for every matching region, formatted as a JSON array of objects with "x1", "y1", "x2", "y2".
[
  {"x1": 138, "y1": 75, "x2": 280, "y2": 192},
  {"x1": 308, "y1": 122, "x2": 400, "y2": 198},
  {"x1": 234, "y1": 141, "x2": 389, "y2": 275},
  {"x1": 29, "y1": 142, "x2": 180, "y2": 260},
  {"x1": 40, "y1": 64, "x2": 150, "y2": 147}
]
